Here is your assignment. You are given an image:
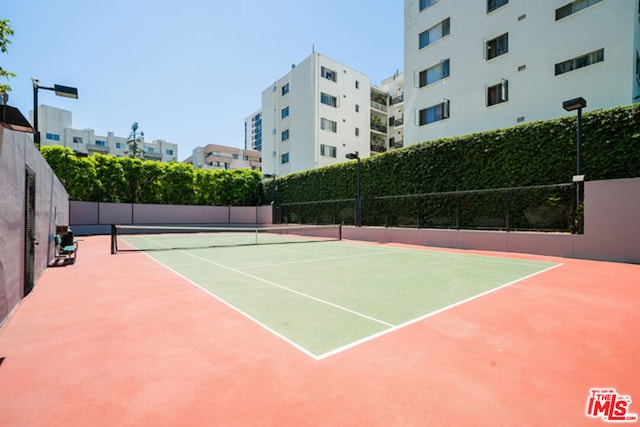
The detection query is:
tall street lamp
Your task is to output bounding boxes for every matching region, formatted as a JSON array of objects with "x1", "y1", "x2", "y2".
[
  {"x1": 345, "y1": 151, "x2": 361, "y2": 227},
  {"x1": 32, "y1": 78, "x2": 78, "y2": 148},
  {"x1": 562, "y1": 96, "x2": 587, "y2": 228}
]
